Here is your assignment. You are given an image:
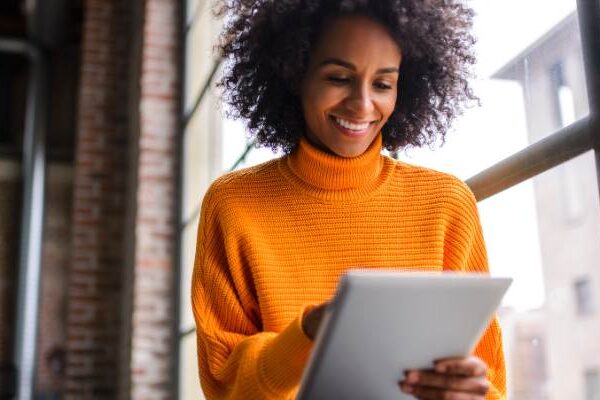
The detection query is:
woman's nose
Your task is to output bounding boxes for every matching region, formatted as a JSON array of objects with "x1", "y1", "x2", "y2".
[{"x1": 345, "y1": 83, "x2": 375, "y2": 116}]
